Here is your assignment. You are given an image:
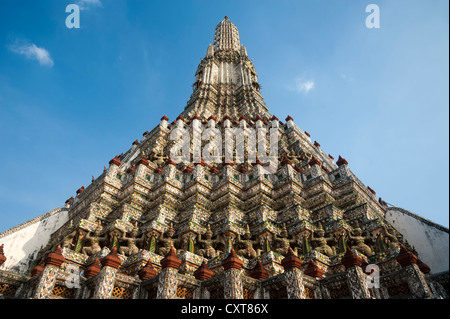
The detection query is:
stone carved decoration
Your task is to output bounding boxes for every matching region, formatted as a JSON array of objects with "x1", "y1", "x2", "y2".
[
  {"x1": 374, "y1": 232, "x2": 387, "y2": 254},
  {"x1": 152, "y1": 150, "x2": 168, "y2": 165},
  {"x1": 144, "y1": 231, "x2": 159, "y2": 253},
  {"x1": 383, "y1": 225, "x2": 400, "y2": 250},
  {"x1": 82, "y1": 222, "x2": 107, "y2": 256},
  {"x1": 236, "y1": 226, "x2": 261, "y2": 259},
  {"x1": 197, "y1": 225, "x2": 223, "y2": 258},
  {"x1": 176, "y1": 233, "x2": 196, "y2": 254},
  {"x1": 158, "y1": 223, "x2": 177, "y2": 256},
  {"x1": 118, "y1": 228, "x2": 145, "y2": 256},
  {"x1": 256, "y1": 233, "x2": 273, "y2": 254},
  {"x1": 347, "y1": 222, "x2": 374, "y2": 257},
  {"x1": 297, "y1": 233, "x2": 312, "y2": 256},
  {"x1": 221, "y1": 233, "x2": 237, "y2": 254},
  {"x1": 273, "y1": 224, "x2": 298, "y2": 256},
  {"x1": 74, "y1": 229, "x2": 87, "y2": 253},
  {"x1": 62, "y1": 229, "x2": 77, "y2": 250},
  {"x1": 336, "y1": 233, "x2": 348, "y2": 254},
  {"x1": 58, "y1": 220, "x2": 76, "y2": 250},
  {"x1": 108, "y1": 229, "x2": 122, "y2": 250},
  {"x1": 310, "y1": 224, "x2": 334, "y2": 257},
  {"x1": 283, "y1": 148, "x2": 304, "y2": 166}
]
